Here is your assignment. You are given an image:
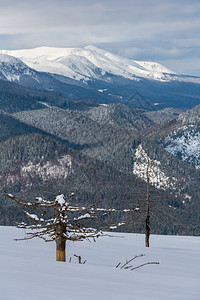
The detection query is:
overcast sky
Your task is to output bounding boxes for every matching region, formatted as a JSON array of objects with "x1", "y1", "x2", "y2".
[{"x1": 0, "y1": 0, "x2": 200, "y2": 75}]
